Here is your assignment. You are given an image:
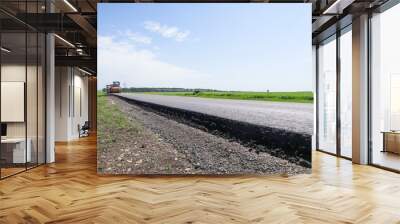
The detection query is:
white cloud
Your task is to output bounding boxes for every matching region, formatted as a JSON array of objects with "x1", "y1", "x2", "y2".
[
  {"x1": 144, "y1": 21, "x2": 190, "y2": 42},
  {"x1": 98, "y1": 35, "x2": 215, "y2": 90},
  {"x1": 117, "y1": 30, "x2": 152, "y2": 44}
]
